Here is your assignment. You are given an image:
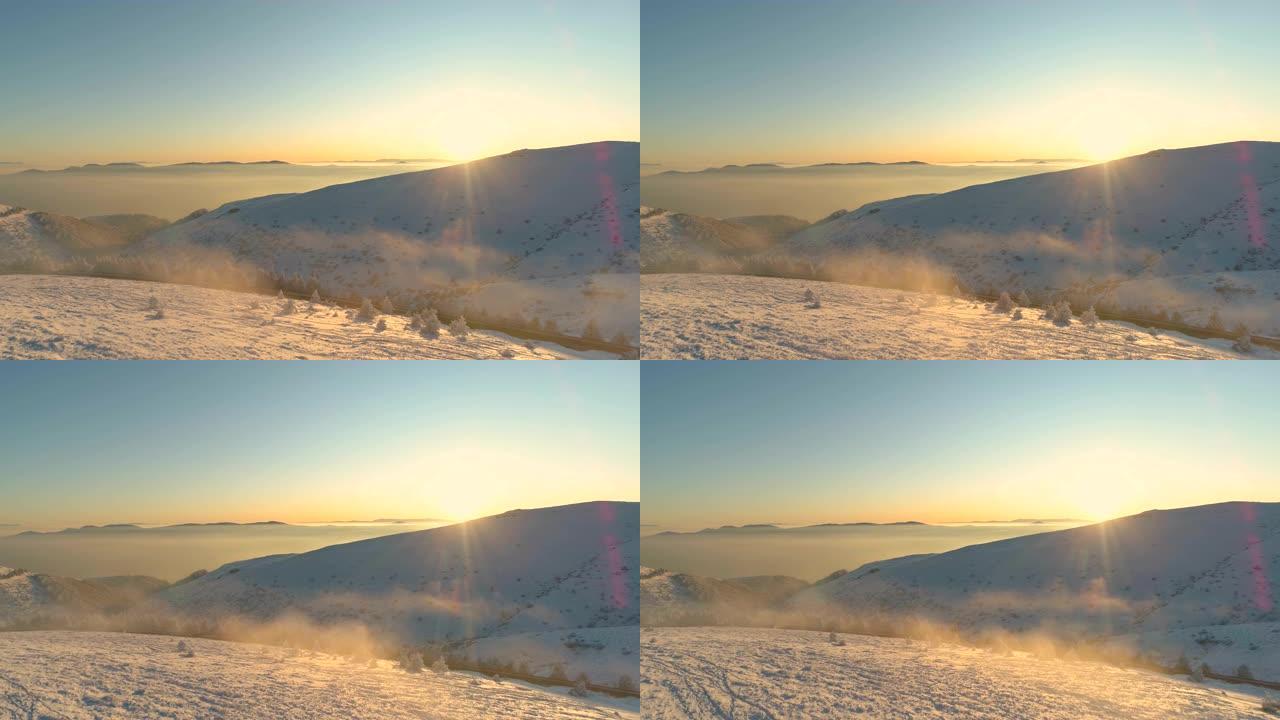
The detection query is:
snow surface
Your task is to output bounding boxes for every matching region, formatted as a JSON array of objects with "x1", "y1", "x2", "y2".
[
  {"x1": 0, "y1": 631, "x2": 637, "y2": 719},
  {"x1": 0, "y1": 274, "x2": 611, "y2": 359},
  {"x1": 641, "y1": 626, "x2": 1273, "y2": 719},
  {"x1": 641, "y1": 273, "x2": 1252, "y2": 359}
]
